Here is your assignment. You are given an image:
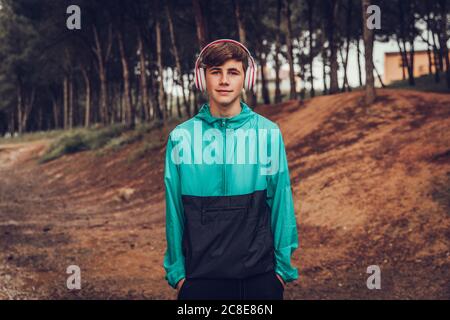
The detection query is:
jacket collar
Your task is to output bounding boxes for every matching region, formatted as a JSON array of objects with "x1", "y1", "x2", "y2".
[{"x1": 195, "y1": 101, "x2": 254, "y2": 129}]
